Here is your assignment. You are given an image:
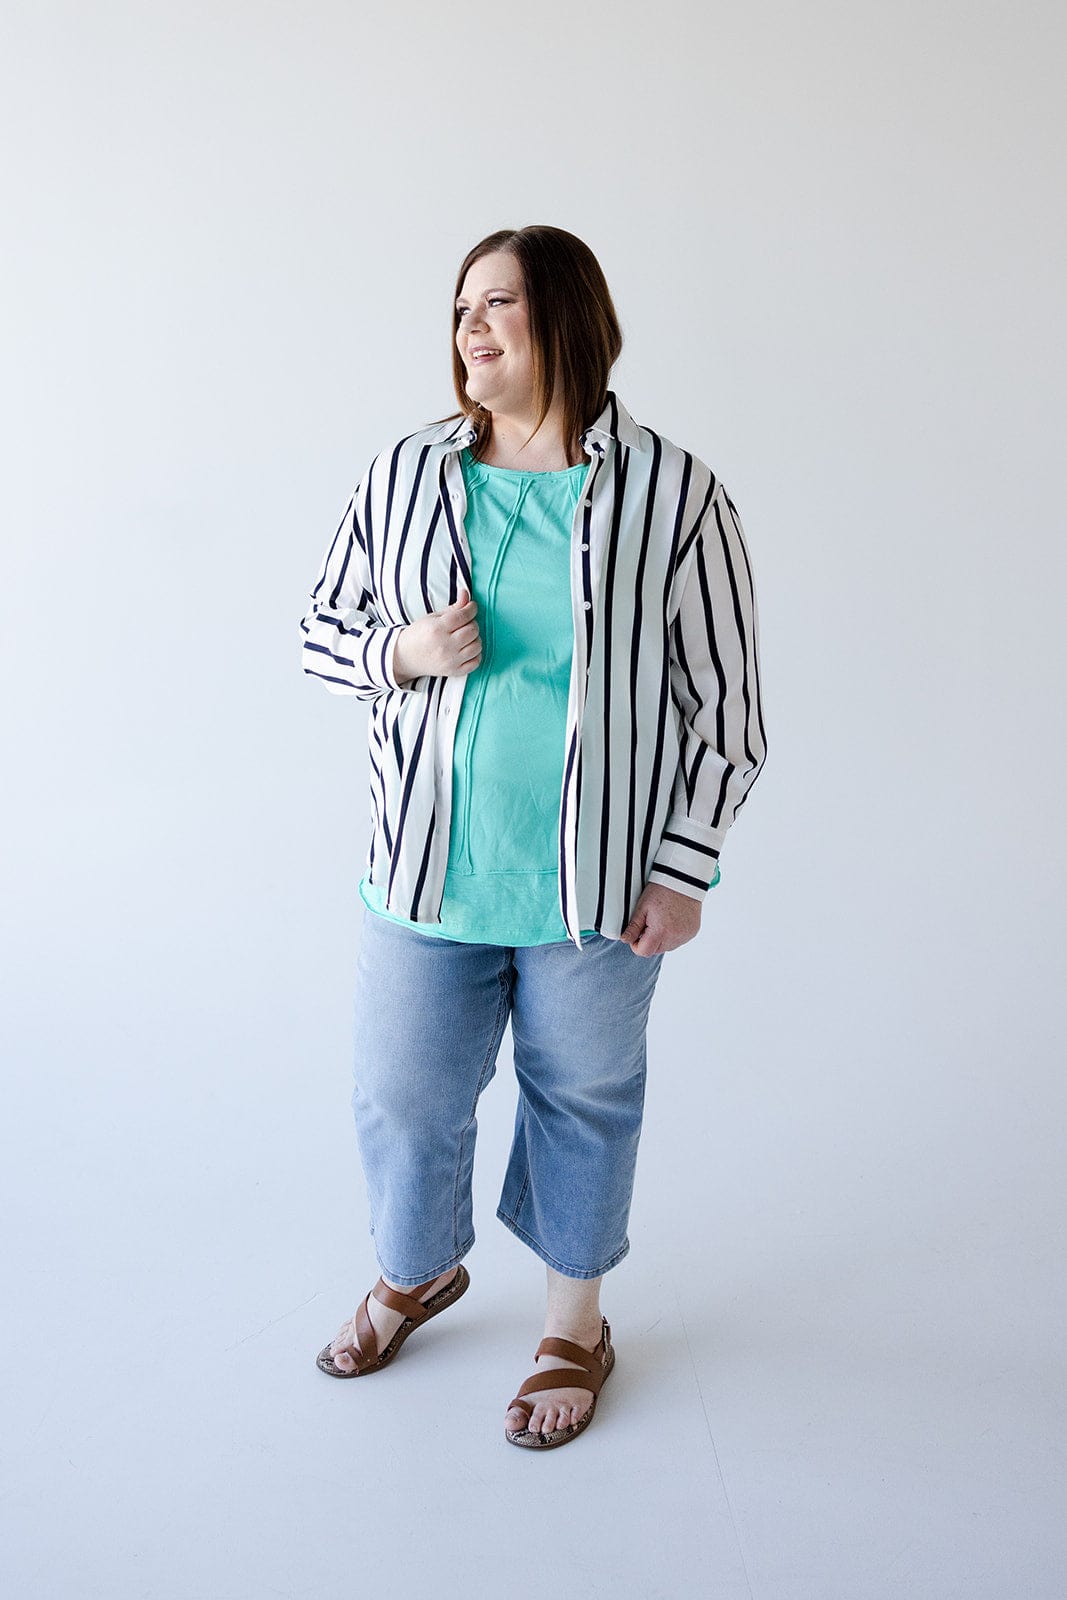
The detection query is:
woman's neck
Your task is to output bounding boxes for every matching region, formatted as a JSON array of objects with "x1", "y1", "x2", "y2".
[{"x1": 476, "y1": 402, "x2": 584, "y2": 471}]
